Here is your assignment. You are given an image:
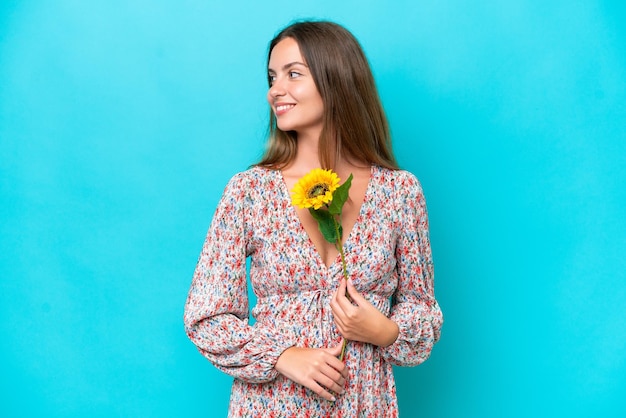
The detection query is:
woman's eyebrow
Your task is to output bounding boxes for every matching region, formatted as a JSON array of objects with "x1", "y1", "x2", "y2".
[{"x1": 268, "y1": 61, "x2": 308, "y2": 72}]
